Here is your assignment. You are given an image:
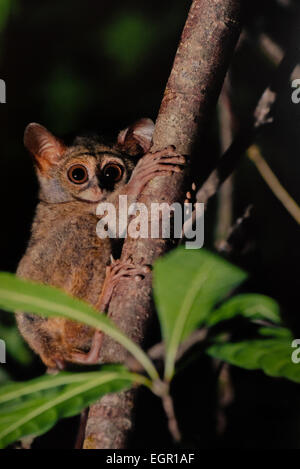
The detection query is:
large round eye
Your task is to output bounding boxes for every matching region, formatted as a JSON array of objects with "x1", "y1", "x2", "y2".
[
  {"x1": 67, "y1": 164, "x2": 89, "y2": 184},
  {"x1": 102, "y1": 163, "x2": 123, "y2": 184}
]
